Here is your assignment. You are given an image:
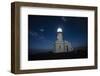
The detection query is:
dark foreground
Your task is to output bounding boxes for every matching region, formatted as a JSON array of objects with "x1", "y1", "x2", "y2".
[{"x1": 28, "y1": 48, "x2": 88, "y2": 61}]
